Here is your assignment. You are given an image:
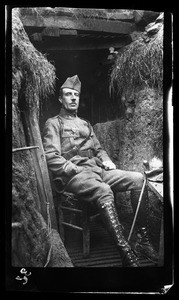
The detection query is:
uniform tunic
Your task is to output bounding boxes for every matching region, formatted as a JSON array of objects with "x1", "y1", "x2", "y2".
[{"x1": 43, "y1": 108, "x2": 143, "y2": 204}]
